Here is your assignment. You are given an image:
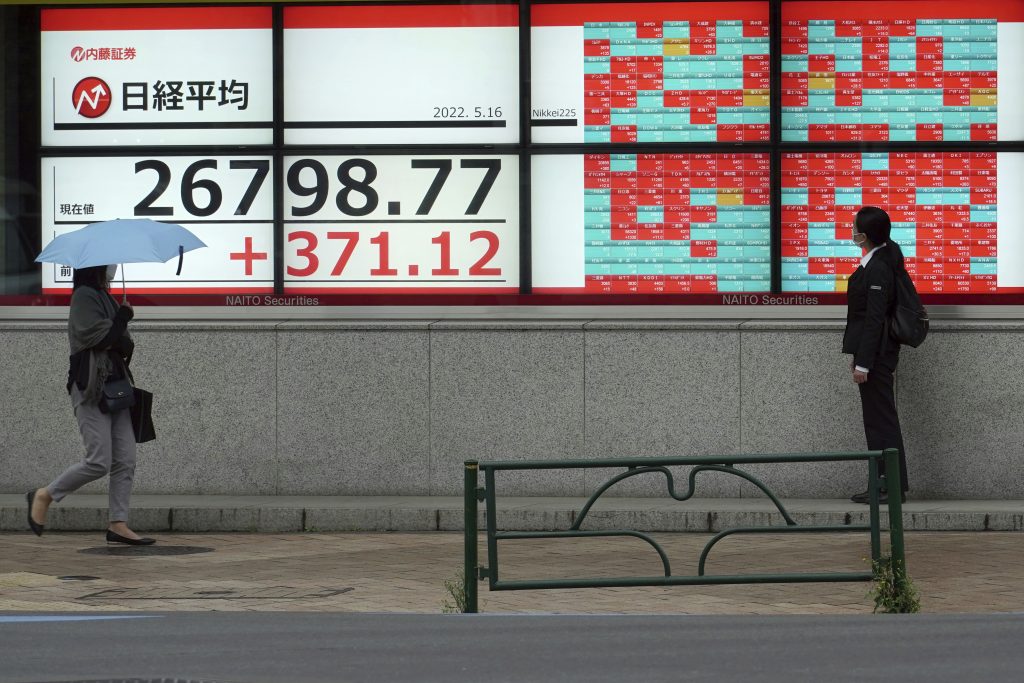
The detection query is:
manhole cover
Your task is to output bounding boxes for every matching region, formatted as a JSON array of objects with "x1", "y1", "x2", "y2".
[
  {"x1": 78, "y1": 587, "x2": 353, "y2": 600},
  {"x1": 79, "y1": 546, "x2": 214, "y2": 557}
]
